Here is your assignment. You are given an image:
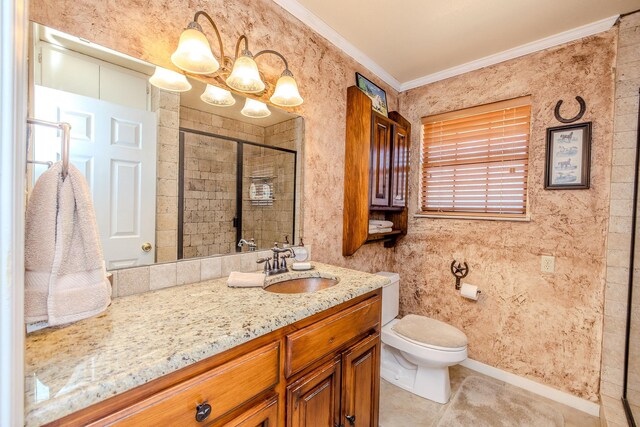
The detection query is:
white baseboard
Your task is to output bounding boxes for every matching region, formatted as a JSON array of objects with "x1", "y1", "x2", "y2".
[{"x1": 460, "y1": 358, "x2": 600, "y2": 417}]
